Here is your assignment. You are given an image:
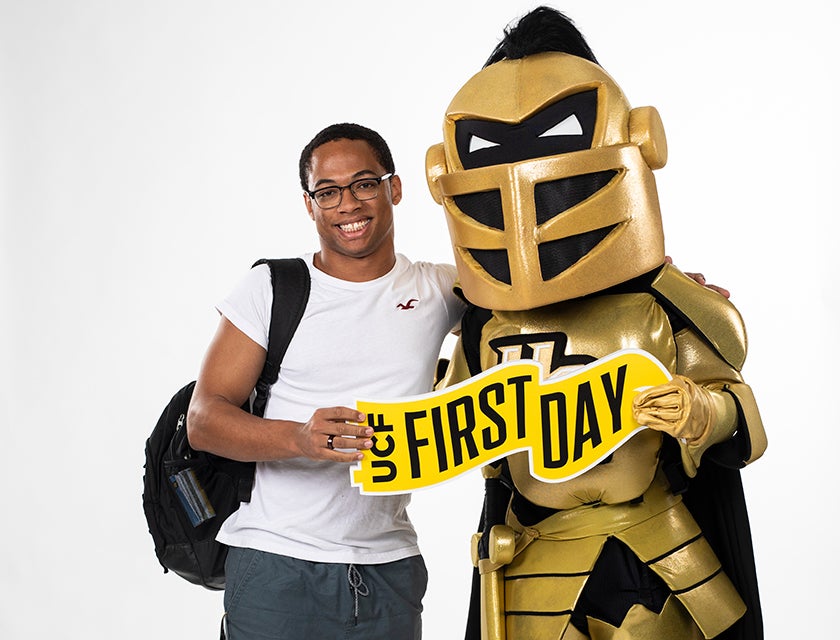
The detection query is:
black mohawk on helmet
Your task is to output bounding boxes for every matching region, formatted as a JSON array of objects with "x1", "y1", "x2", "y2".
[{"x1": 483, "y1": 6, "x2": 599, "y2": 68}]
